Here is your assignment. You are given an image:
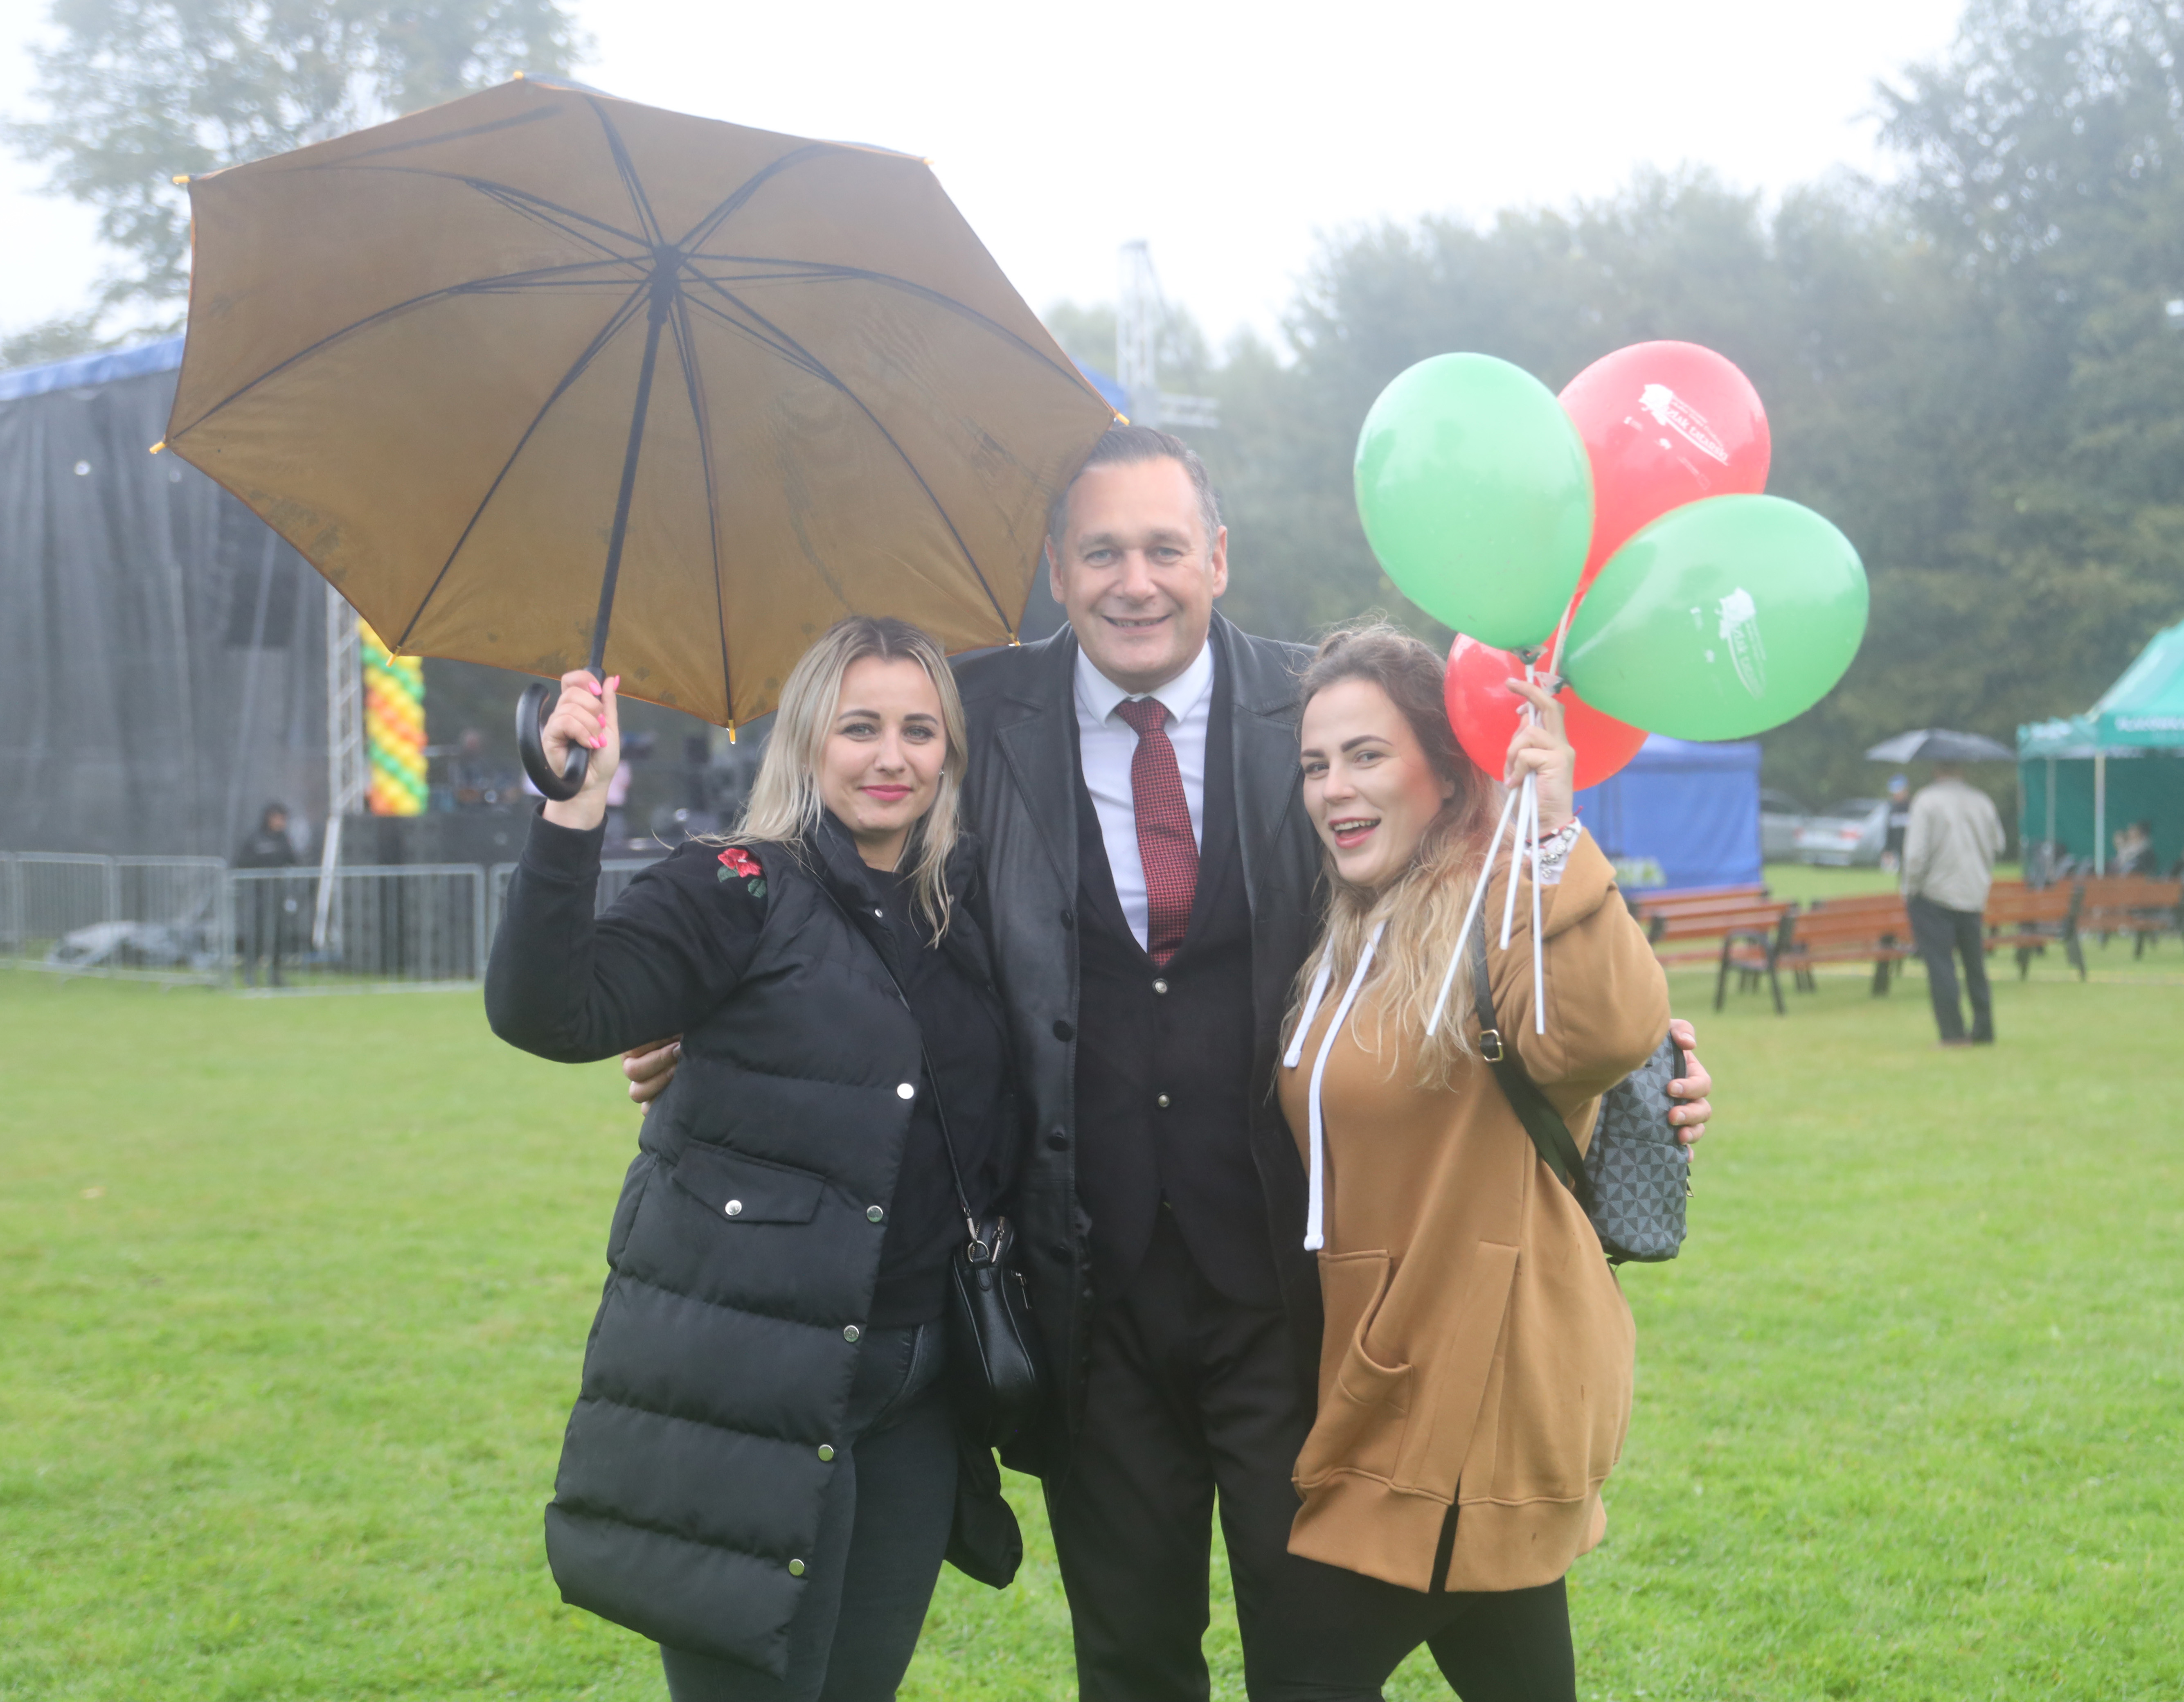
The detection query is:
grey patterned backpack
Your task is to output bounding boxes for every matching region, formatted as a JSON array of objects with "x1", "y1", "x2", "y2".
[{"x1": 1467, "y1": 928, "x2": 1690, "y2": 1264}]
